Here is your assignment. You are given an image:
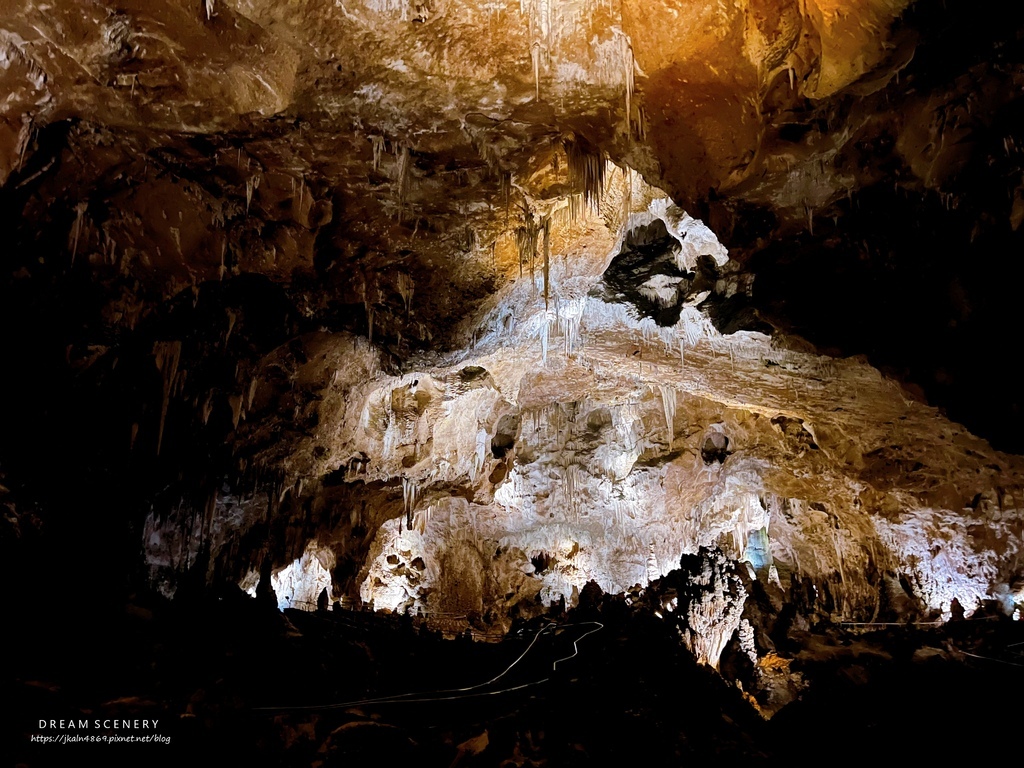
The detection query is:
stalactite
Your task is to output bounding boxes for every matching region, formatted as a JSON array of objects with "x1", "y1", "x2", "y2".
[
  {"x1": 228, "y1": 393, "x2": 243, "y2": 428},
  {"x1": 532, "y1": 42, "x2": 542, "y2": 101},
  {"x1": 632, "y1": 103, "x2": 648, "y2": 141},
  {"x1": 358, "y1": 275, "x2": 376, "y2": 344},
  {"x1": 515, "y1": 206, "x2": 539, "y2": 278},
  {"x1": 832, "y1": 525, "x2": 846, "y2": 587},
  {"x1": 201, "y1": 393, "x2": 213, "y2": 426},
  {"x1": 402, "y1": 477, "x2": 419, "y2": 529},
  {"x1": 558, "y1": 301, "x2": 584, "y2": 357},
  {"x1": 567, "y1": 192, "x2": 580, "y2": 223},
  {"x1": 542, "y1": 215, "x2": 551, "y2": 309},
  {"x1": 541, "y1": 314, "x2": 549, "y2": 364},
  {"x1": 15, "y1": 120, "x2": 33, "y2": 173},
  {"x1": 101, "y1": 231, "x2": 116, "y2": 266},
  {"x1": 224, "y1": 308, "x2": 238, "y2": 347},
  {"x1": 500, "y1": 171, "x2": 512, "y2": 221},
  {"x1": 245, "y1": 174, "x2": 260, "y2": 211},
  {"x1": 564, "y1": 464, "x2": 582, "y2": 522},
  {"x1": 69, "y1": 202, "x2": 87, "y2": 265},
  {"x1": 153, "y1": 341, "x2": 182, "y2": 456},
  {"x1": 564, "y1": 135, "x2": 605, "y2": 211},
  {"x1": 622, "y1": 166, "x2": 633, "y2": 218},
  {"x1": 659, "y1": 384, "x2": 677, "y2": 448},
  {"x1": 615, "y1": 30, "x2": 635, "y2": 136},
  {"x1": 474, "y1": 428, "x2": 489, "y2": 478},
  {"x1": 248, "y1": 376, "x2": 258, "y2": 410},
  {"x1": 396, "y1": 271, "x2": 414, "y2": 316},
  {"x1": 371, "y1": 135, "x2": 385, "y2": 172},
  {"x1": 394, "y1": 143, "x2": 411, "y2": 218},
  {"x1": 529, "y1": 232, "x2": 535, "y2": 281}
]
